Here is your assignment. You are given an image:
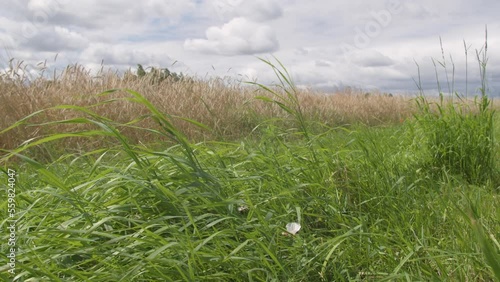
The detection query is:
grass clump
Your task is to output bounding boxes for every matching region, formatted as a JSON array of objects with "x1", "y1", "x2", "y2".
[
  {"x1": 415, "y1": 93, "x2": 495, "y2": 185},
  {"x1": 414, "y1": 34, "x2": 497, "y2": 186}
]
